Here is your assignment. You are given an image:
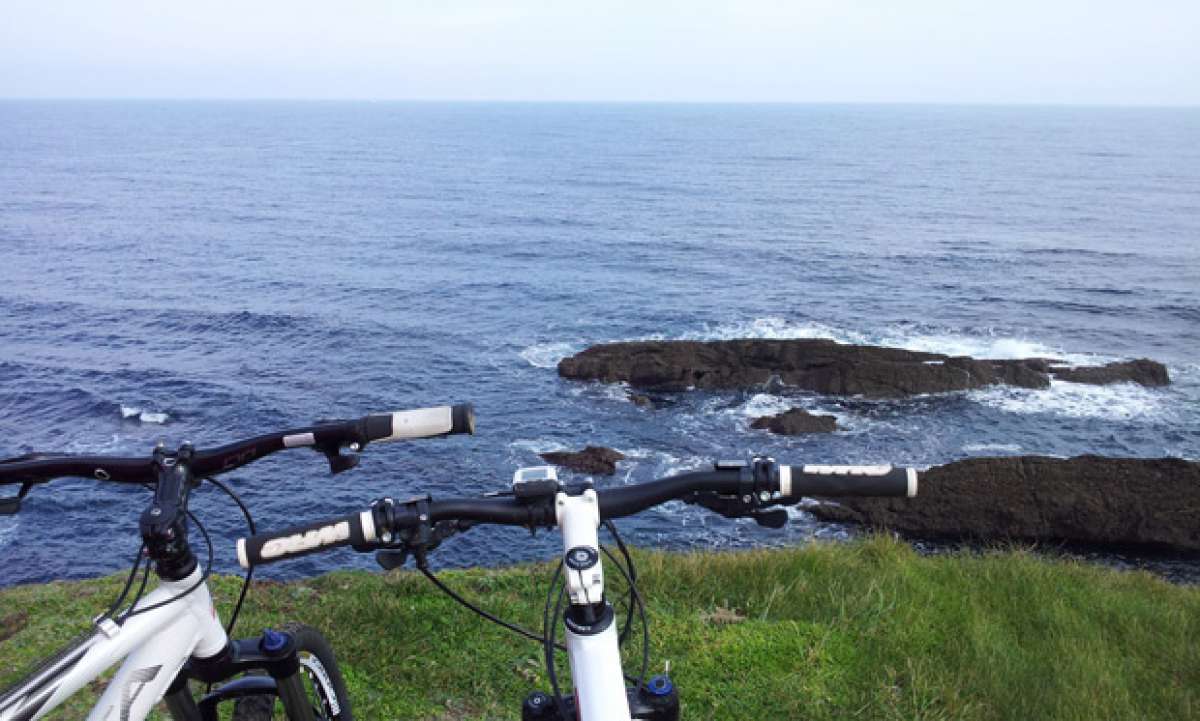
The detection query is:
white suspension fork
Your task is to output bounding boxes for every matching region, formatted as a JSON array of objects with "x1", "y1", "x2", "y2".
[{"x1": 555, "y1": 490, "x2": 632, "y2": 721}]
